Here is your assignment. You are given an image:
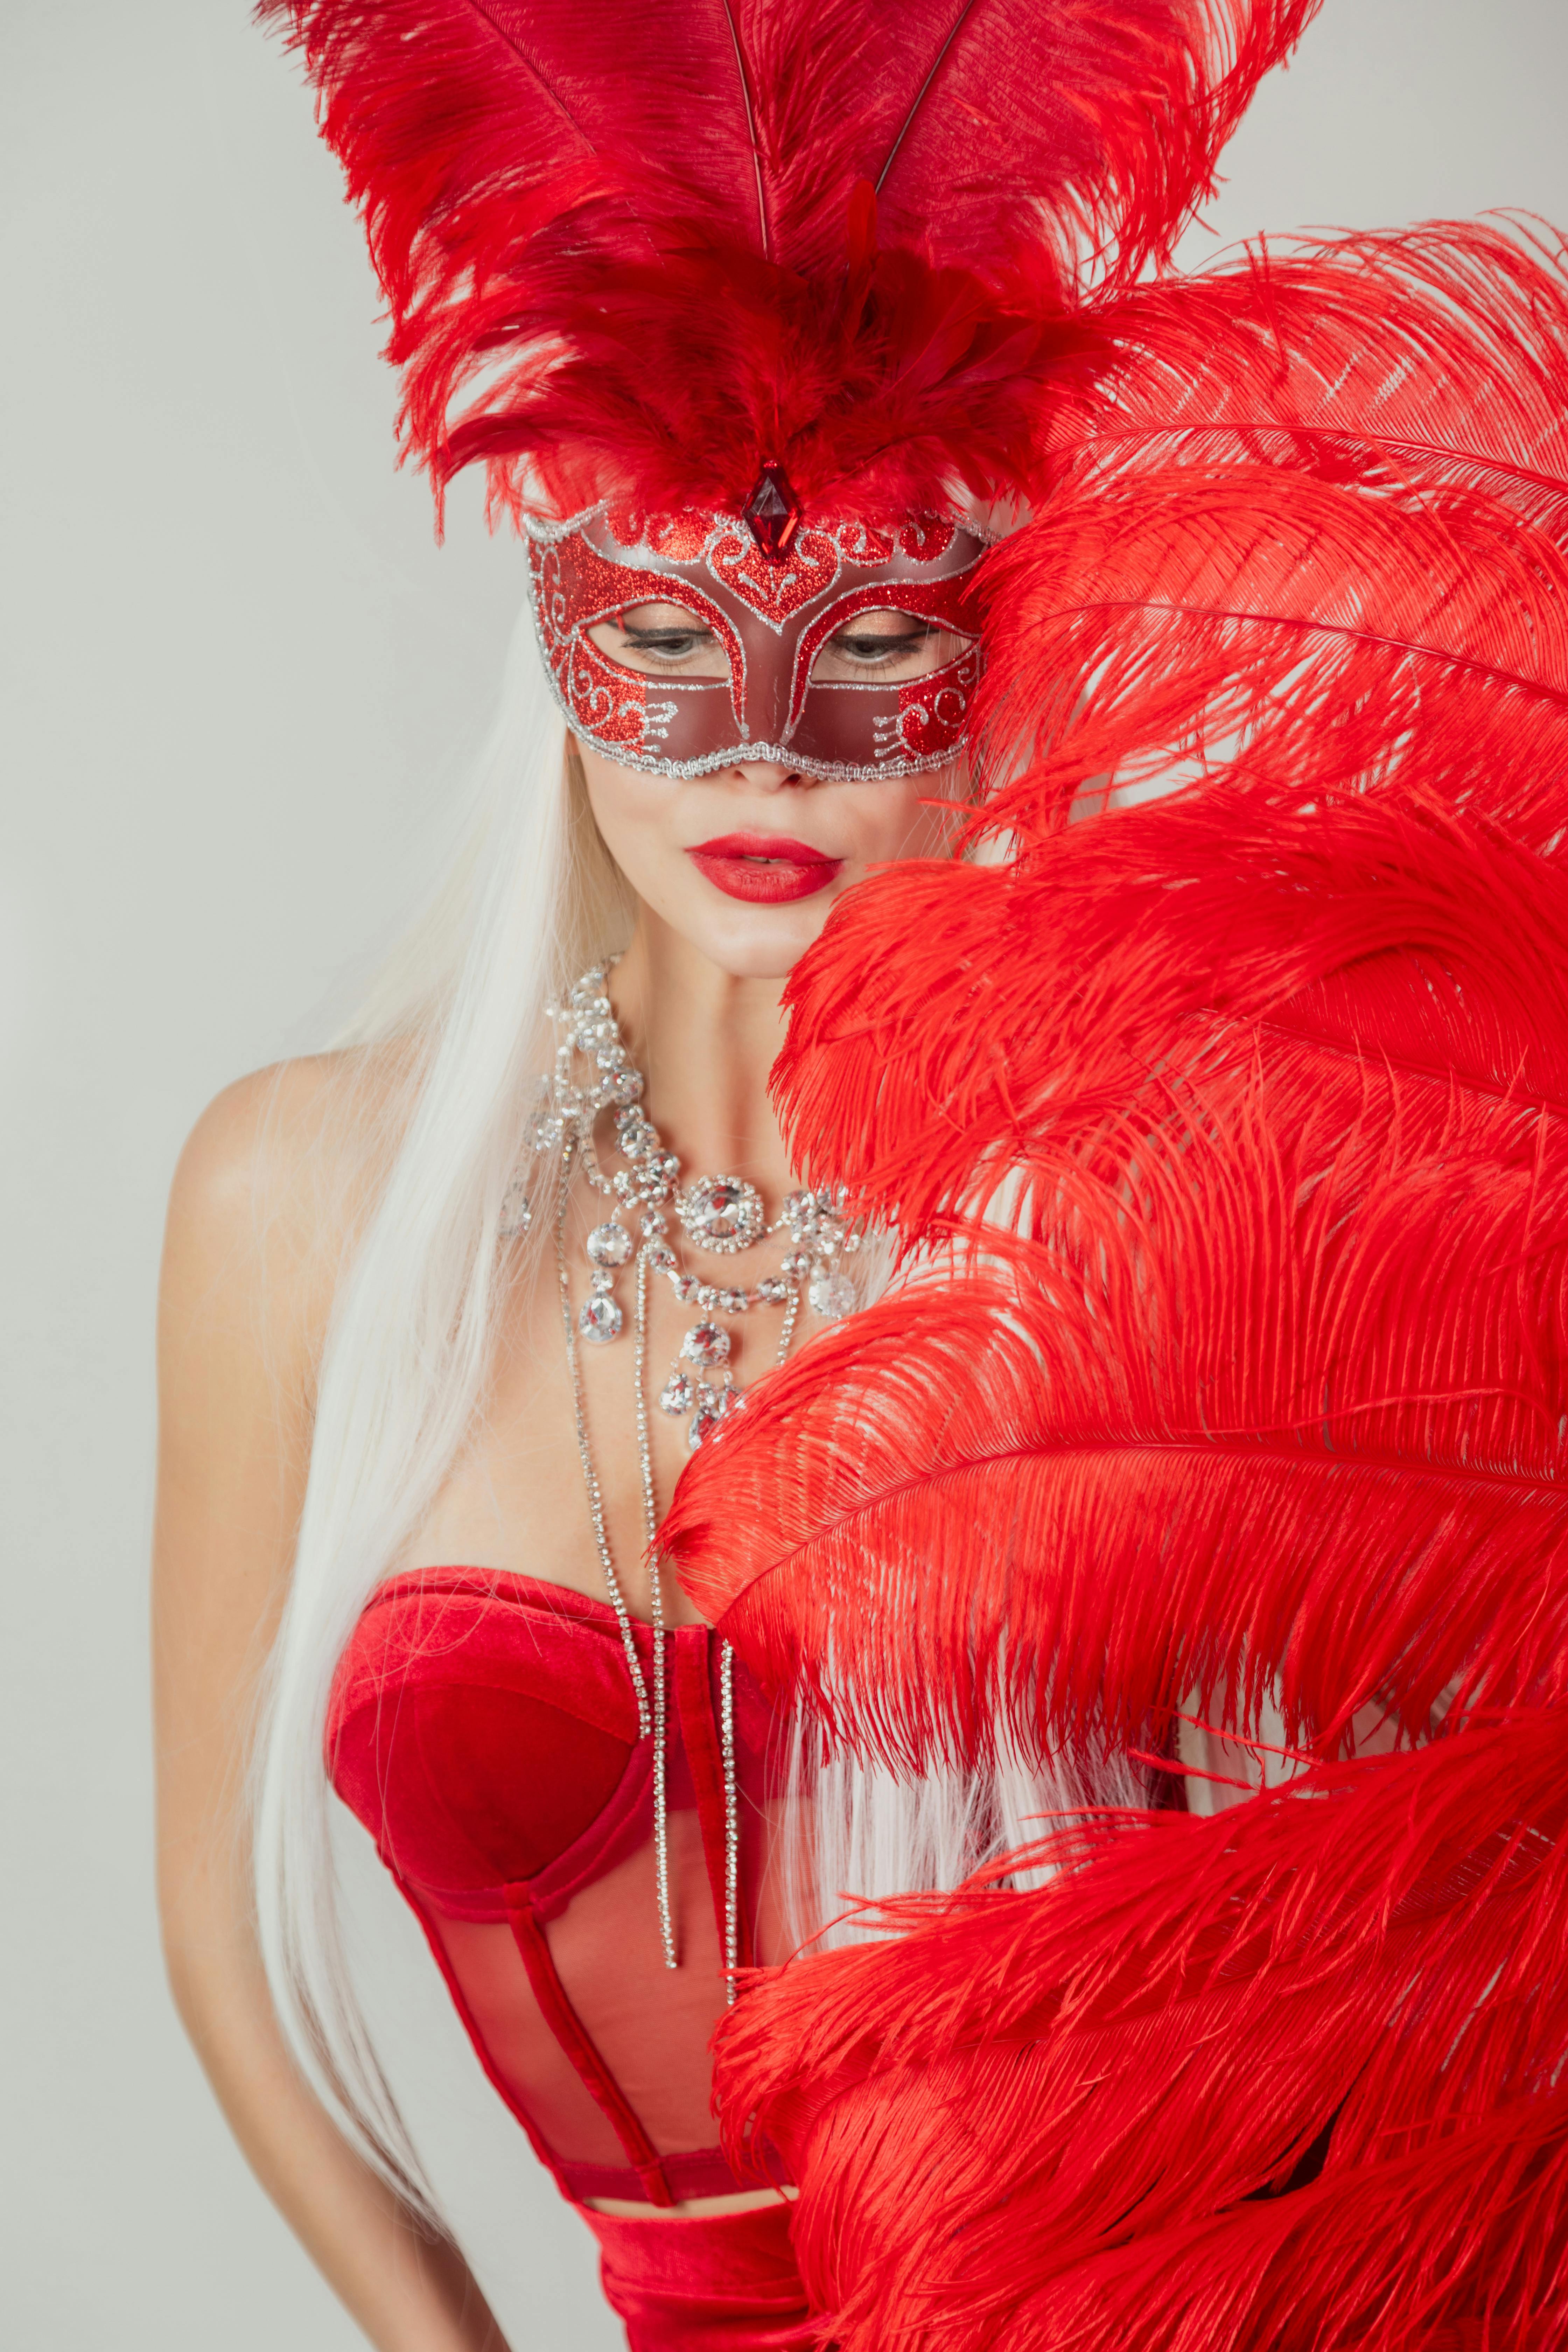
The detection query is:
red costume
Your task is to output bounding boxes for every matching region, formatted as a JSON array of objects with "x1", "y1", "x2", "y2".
[{"x1": 268, "y1": 0, "x2": 1568, "y2": 2344}]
